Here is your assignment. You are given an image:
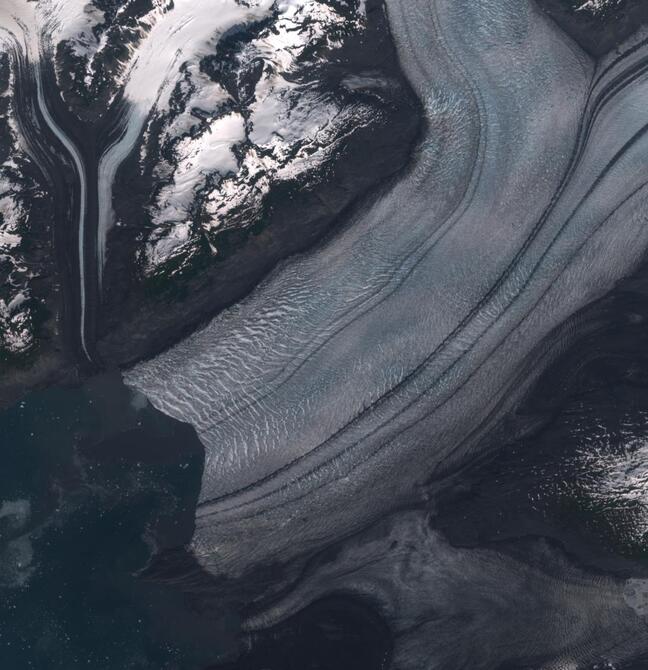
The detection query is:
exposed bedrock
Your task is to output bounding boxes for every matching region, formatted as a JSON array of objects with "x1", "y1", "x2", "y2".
[
  {"x1": 0, "y1": 14, "x2": 83, "y2": 406},
  {"x1": 126, "y1": 0, "x2": 648, "y2": 580}
]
